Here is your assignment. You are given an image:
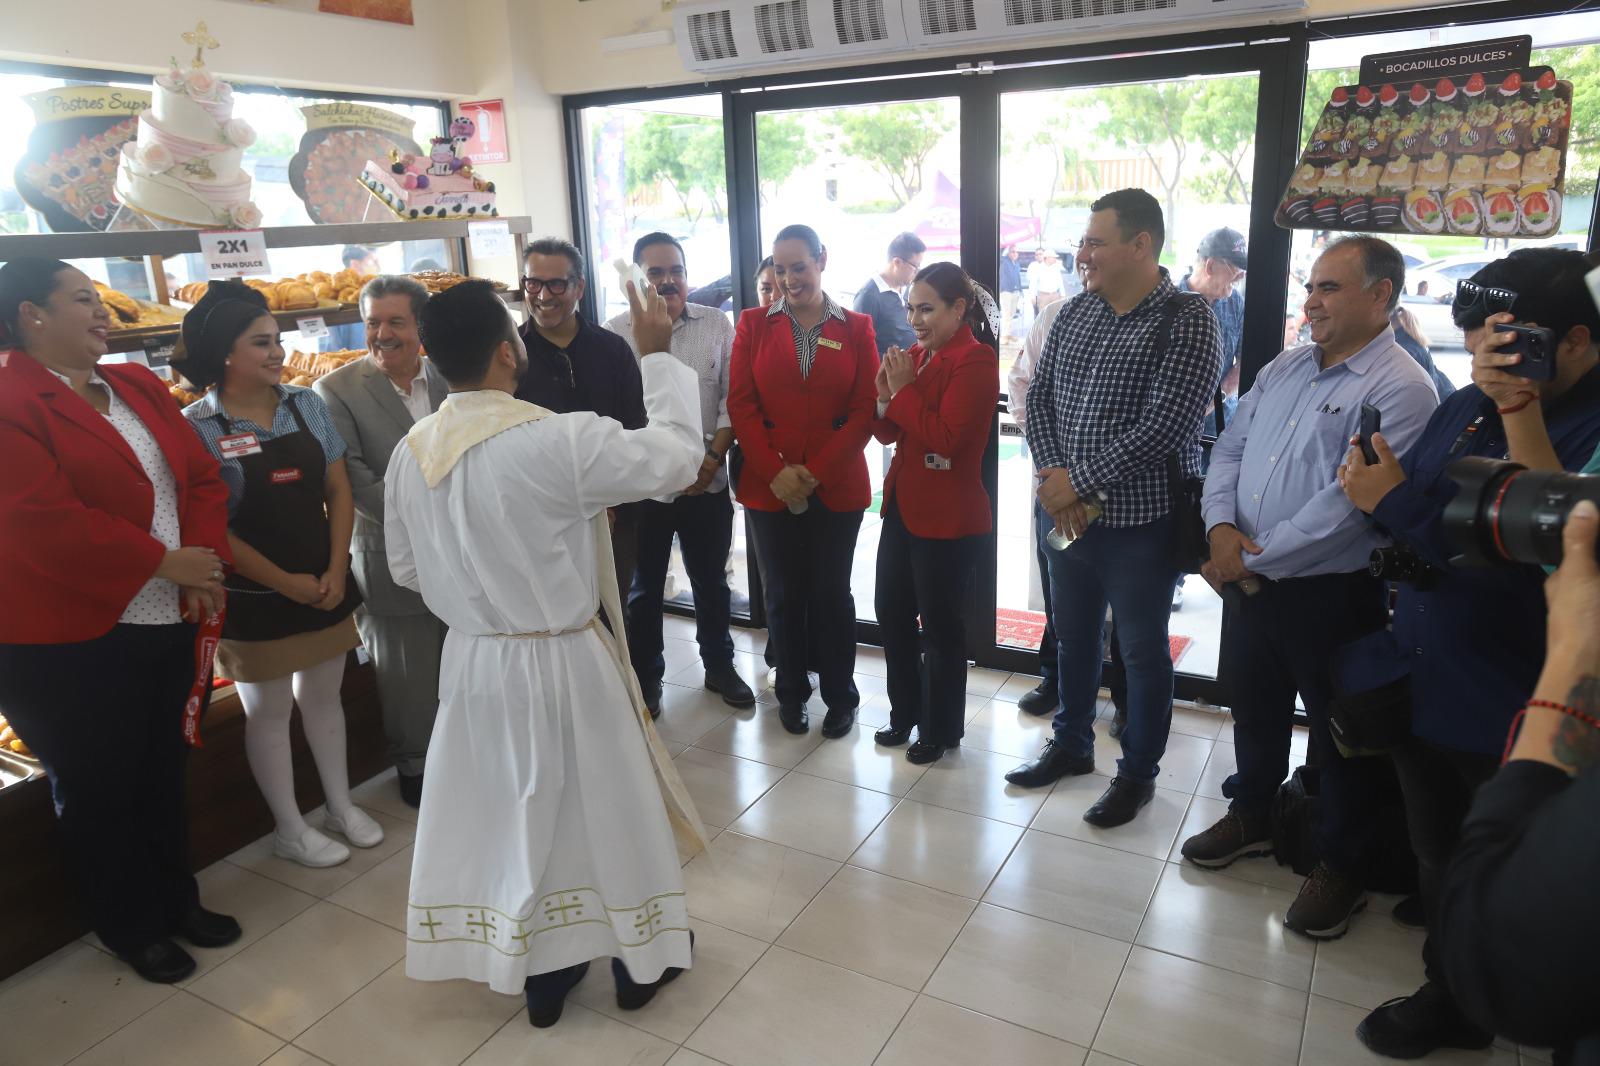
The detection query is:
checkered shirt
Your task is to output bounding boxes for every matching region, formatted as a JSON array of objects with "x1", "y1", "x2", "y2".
[{"x1": 1024, "y1": 269, "x2": 1222, "y2": 527}]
